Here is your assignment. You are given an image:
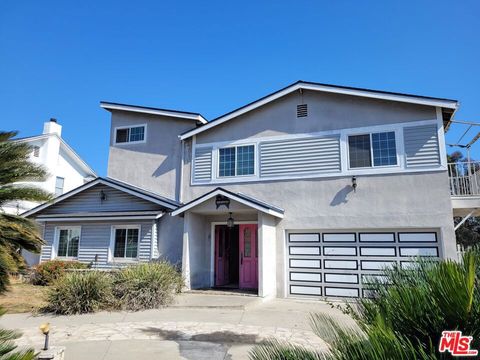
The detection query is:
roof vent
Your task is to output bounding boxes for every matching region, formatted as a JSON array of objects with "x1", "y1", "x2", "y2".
[{"x1": 297, "y1": 104, "x2": 308, "y2": 118}]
